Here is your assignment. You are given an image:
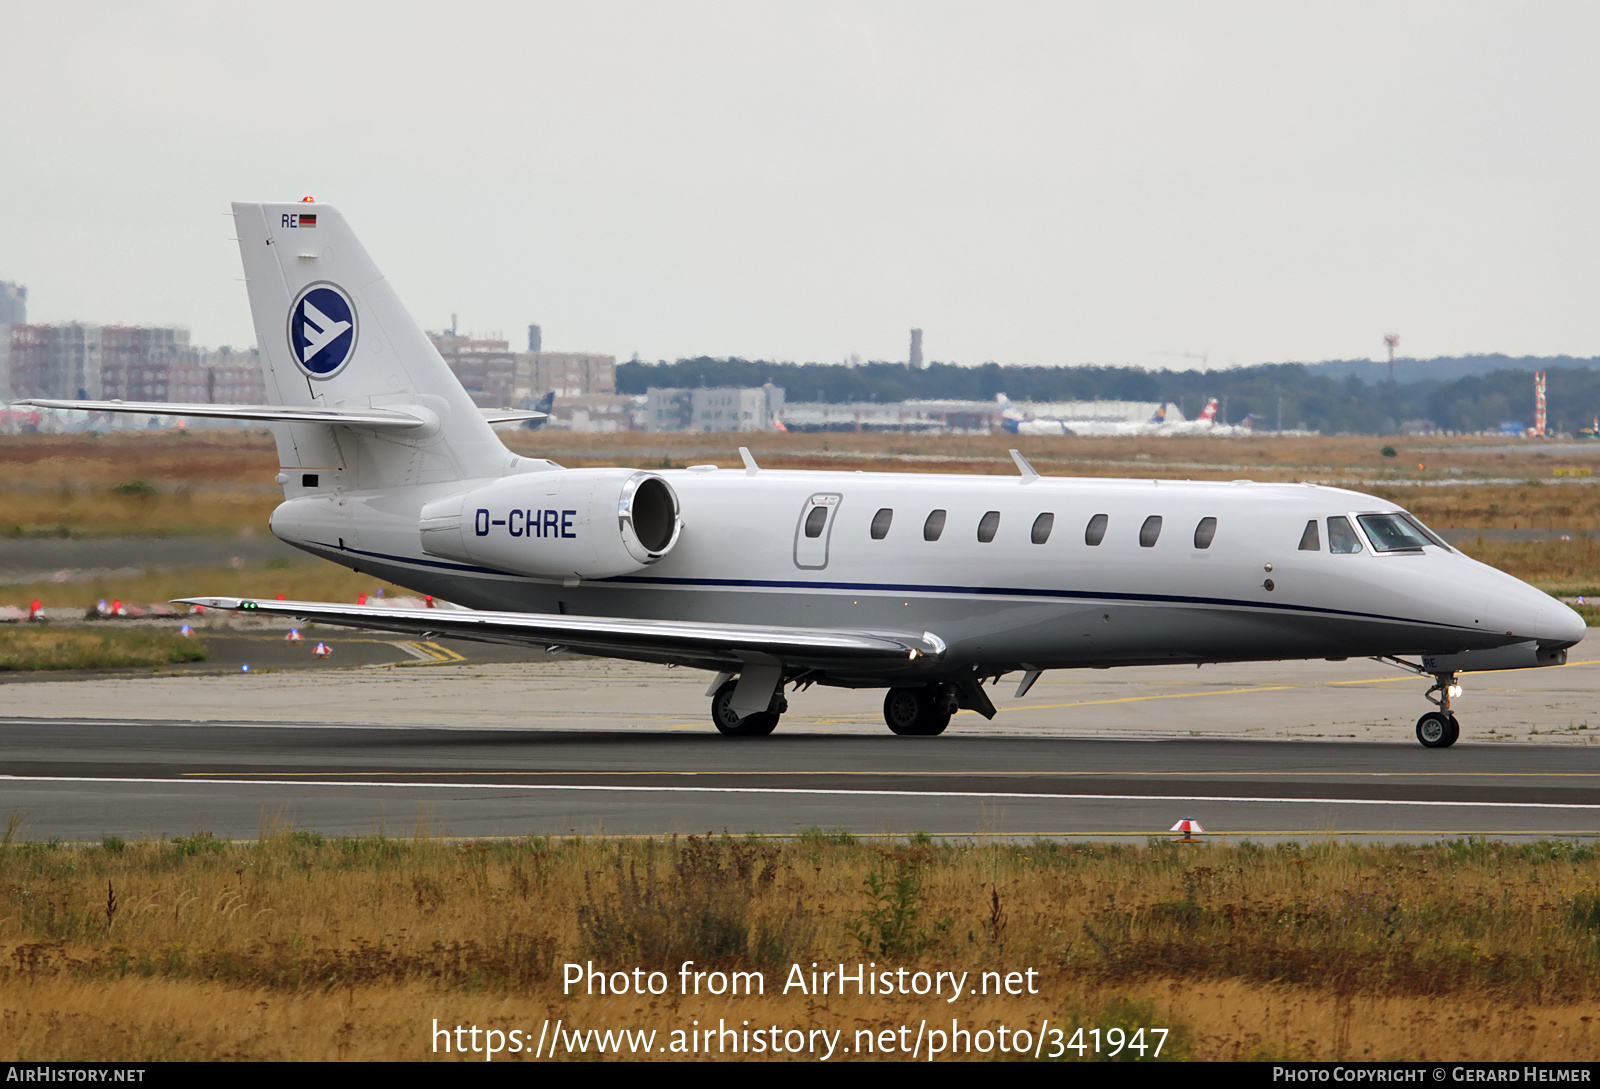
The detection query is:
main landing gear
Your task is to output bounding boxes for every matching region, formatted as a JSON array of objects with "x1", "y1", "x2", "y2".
[
  {"x1": 882, "y1": 686, "x2": 955, "y2": 736},
  {"x1": 710, "y1": 676, "x2": 787, "y2": 737},
  {"x1": 1415, "y1": 671, "x2": 1461, "y2": 749}
]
